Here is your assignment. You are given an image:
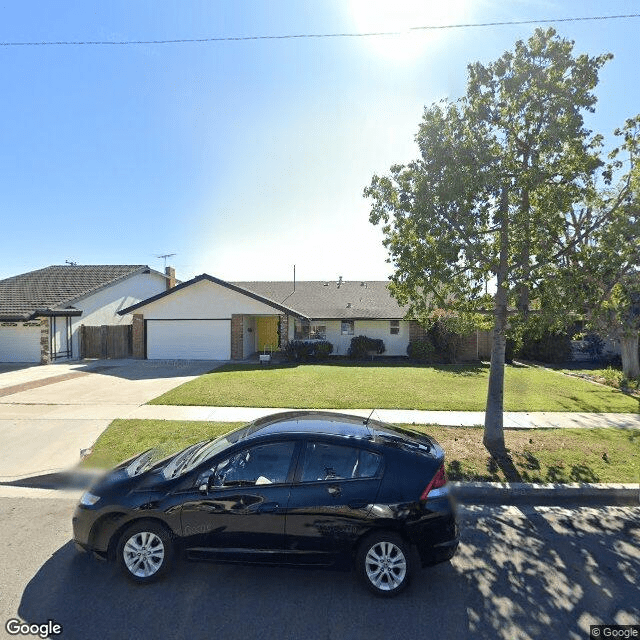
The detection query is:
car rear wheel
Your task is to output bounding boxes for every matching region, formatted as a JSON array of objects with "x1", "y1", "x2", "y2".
[
  {"x1": 357, "y1": 533, "x2": 413, "y2": 597},
  {"x1": 117, "y1": 521, "x2": 173, "y2": 583}
]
